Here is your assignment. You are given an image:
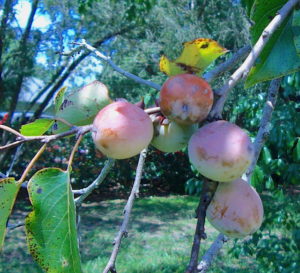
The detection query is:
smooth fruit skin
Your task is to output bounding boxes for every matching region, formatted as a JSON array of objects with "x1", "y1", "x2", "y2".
[
  {"x1": 151, "y1": 121, "x2": 197, "y2": 153},
  {"x1": 188, "y1": 120, "x2": 254, "y2": 182},
  {"x1": 159, "y1": 74, "x2": 213, "y2": 124},
  {"x1": 207, "y1": 178, "x2": 264, "y2": 238},
  {"x1": 92, "y1": 101, "x2": 153, "y2": 159}
]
